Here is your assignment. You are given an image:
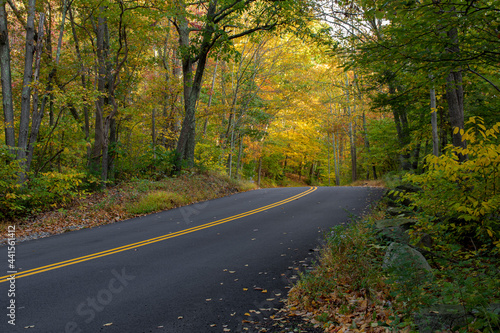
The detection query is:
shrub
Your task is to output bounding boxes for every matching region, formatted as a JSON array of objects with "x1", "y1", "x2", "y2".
[
  {"x1": 0, "y1": 147, "x2": 27, "y2": 219},
  {"x1": 26, "y1": 171, "x2": 87, "y2": 212},
  {"x1": 405, "y1": 117, "x2": 500, "y2": 250}
]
